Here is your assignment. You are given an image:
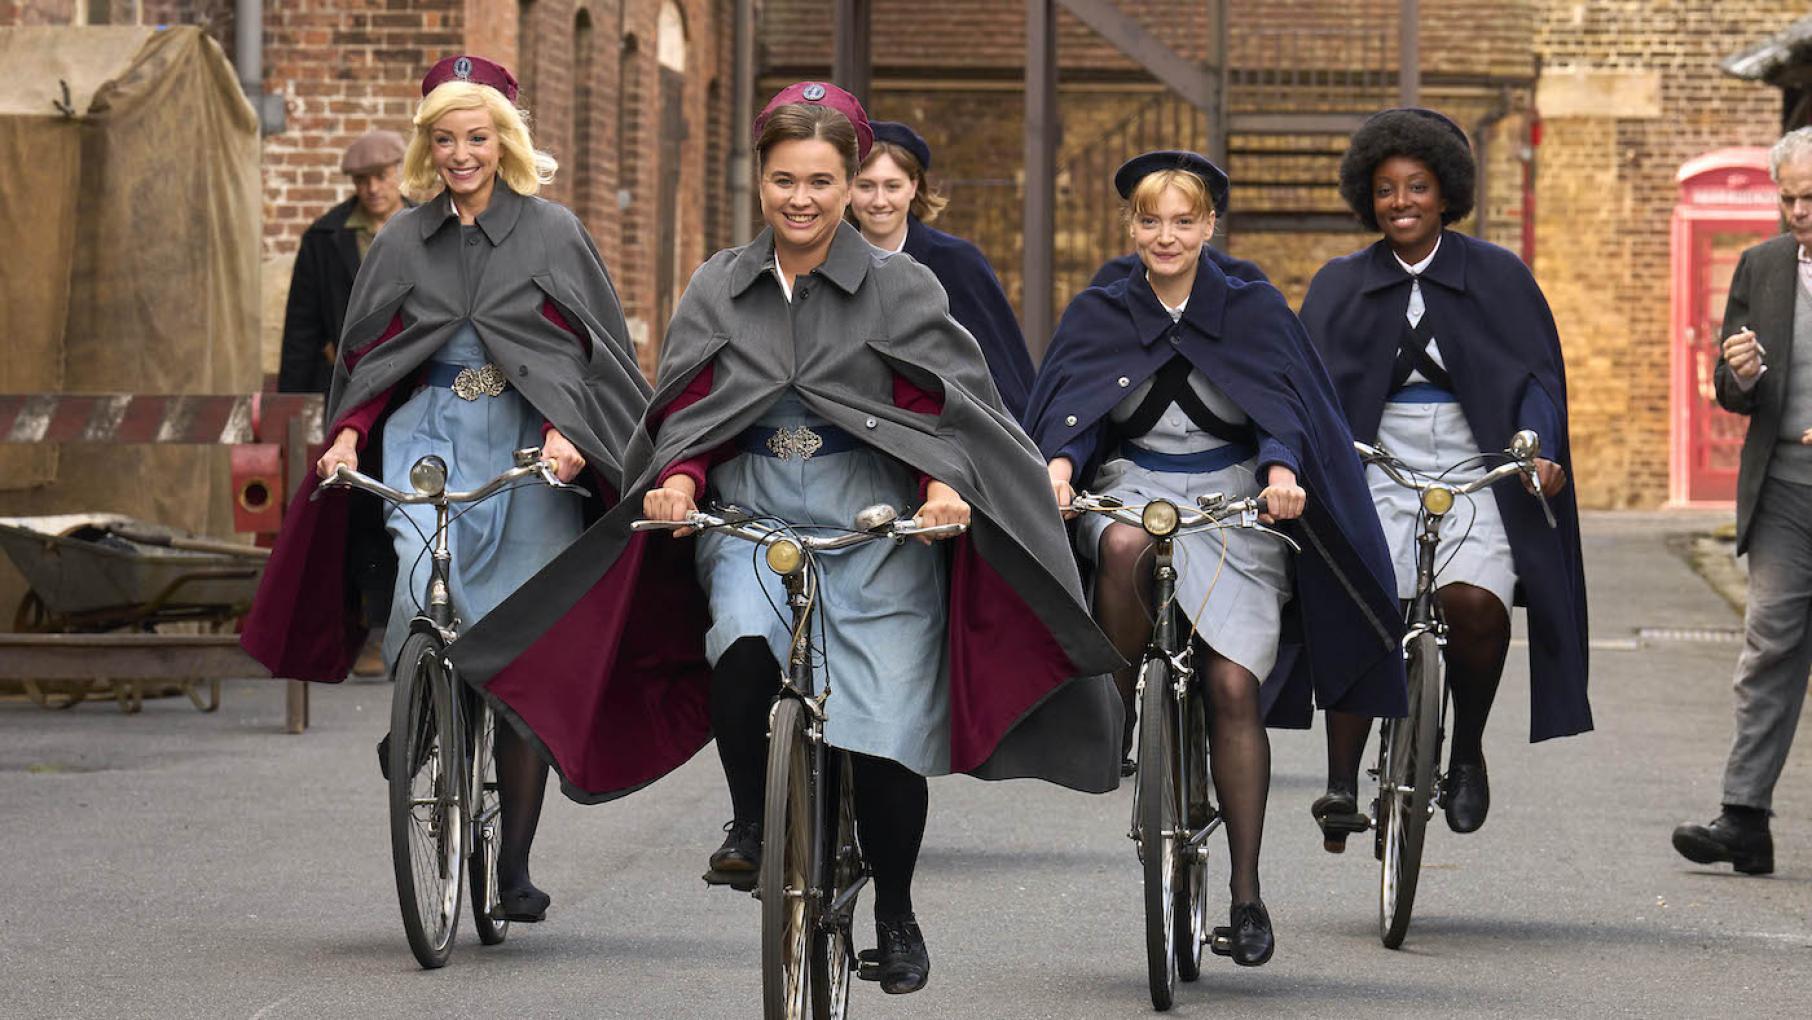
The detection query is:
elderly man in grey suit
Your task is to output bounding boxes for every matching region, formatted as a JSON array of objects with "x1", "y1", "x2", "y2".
[{"x1": 1674, "y1": 127, "x2": 1812, "y2": 875}]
